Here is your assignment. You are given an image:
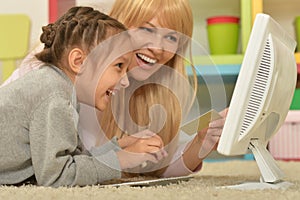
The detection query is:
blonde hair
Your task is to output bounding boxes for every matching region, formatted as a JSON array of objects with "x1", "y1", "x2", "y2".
[
  {"x1": 109, "y1": 0, "x2": 193, "y2": 37},
  {"x1": 100, "y1": 0, "x2": 197, "y2": 177}
]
